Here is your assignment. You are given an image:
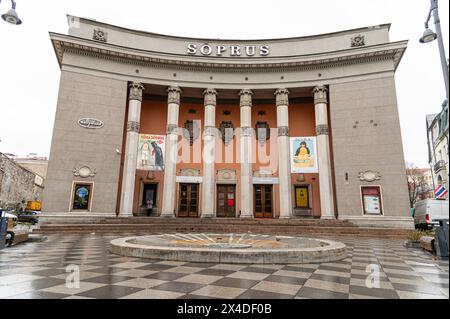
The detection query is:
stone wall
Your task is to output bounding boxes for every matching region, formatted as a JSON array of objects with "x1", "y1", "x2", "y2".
[
  {"x1": 329, "y1": 77, "x2": 413, "y2": 228},
  {"x1": 0, "y1": 153, "x2": 44, "y2": 211},
  {"x1": 42, "y1": 71, "x2": 128, "y2": 213}
]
